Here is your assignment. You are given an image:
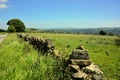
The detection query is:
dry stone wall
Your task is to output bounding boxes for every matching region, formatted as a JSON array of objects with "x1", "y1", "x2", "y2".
[
  {"x1": 17, "y1": 33, "x2": 59, "y2": 56},
  {"x1": 67, "y1": 45, "x2": 105, "y2": 80},
  {"x1": 17, "y1": 34, "x2": 104, "y2": 80}
]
